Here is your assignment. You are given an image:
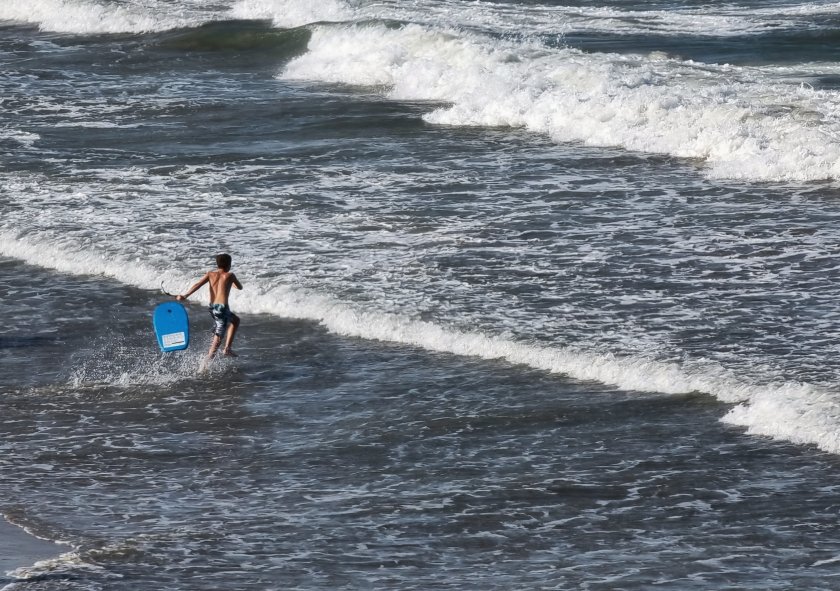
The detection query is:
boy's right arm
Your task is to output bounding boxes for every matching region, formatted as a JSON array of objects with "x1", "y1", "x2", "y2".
[{"x1": 177, "y1": 273, "x2": 209, "y2": 301}]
